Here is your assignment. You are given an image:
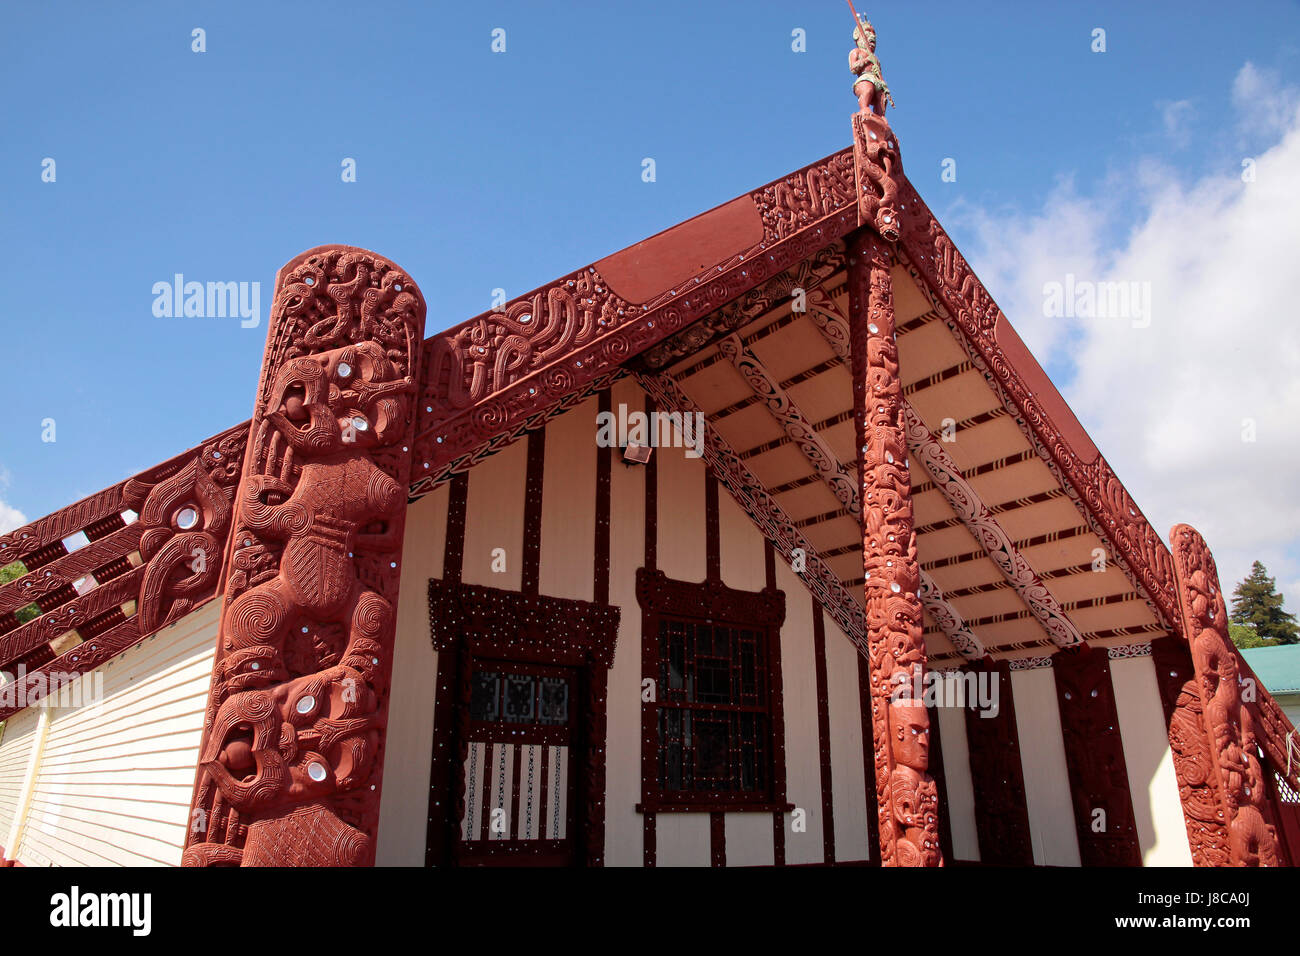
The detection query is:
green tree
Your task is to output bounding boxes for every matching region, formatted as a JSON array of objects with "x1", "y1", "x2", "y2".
[
  {"x1": 0, "y1": 560, "x2": 41, "y2": 624},
  {"x1": 1230, "y1": 622, "x2": 1276, "y2": 649},
  {"x1": 1230, "y1": 561, "x2": 1299, "y2": 645}
]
